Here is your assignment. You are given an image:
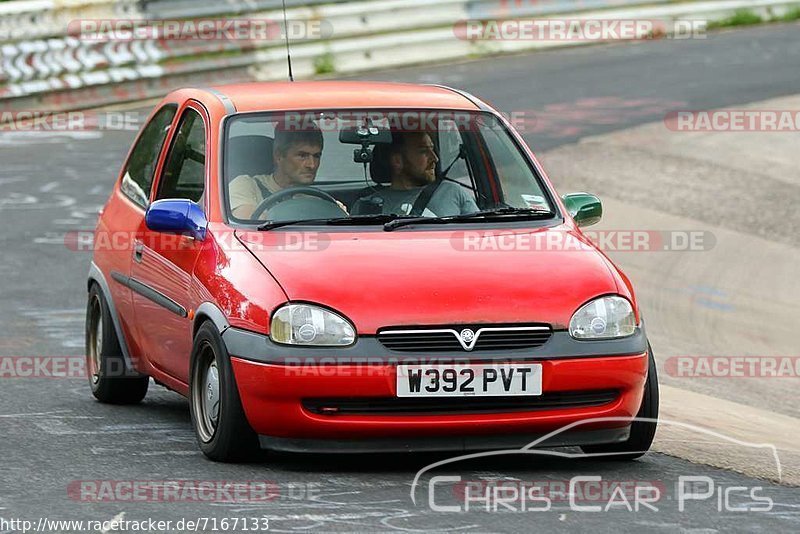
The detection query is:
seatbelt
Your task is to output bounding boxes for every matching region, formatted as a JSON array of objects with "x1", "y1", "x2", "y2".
[
  {"x1": 409, "y1": 180, "x2": 443, "y2": 216},
  {"x1": 253, "y1": 176, "x2": 272, "y2": 199}
]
